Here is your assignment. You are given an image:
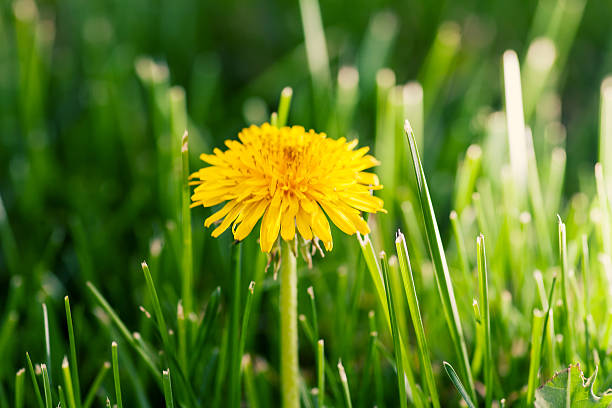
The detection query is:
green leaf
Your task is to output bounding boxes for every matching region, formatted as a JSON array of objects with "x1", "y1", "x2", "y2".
[{"x1": 535, "y1": 364, "x2": 612, "y2": 407}]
